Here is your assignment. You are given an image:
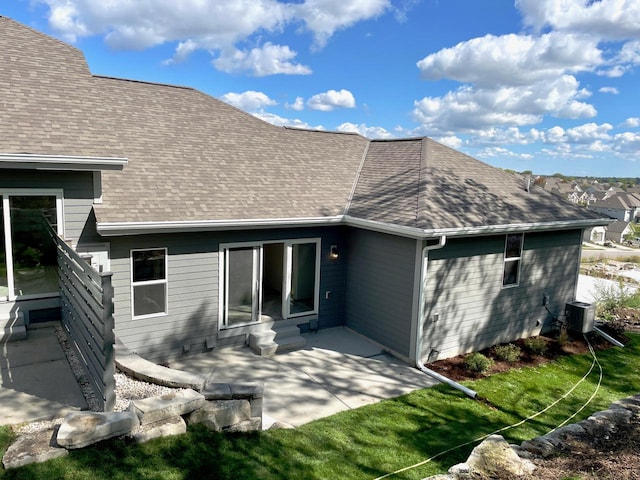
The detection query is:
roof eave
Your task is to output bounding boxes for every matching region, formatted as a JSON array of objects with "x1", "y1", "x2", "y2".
[
  {"x1": 0, "y1": 153, "x2": 128, "y2": 171},
  {"x1": 96, "y1": 216, "x2": 344, "y2": 236},
  {"x1": 96, "y1": 215, "x2": 613, "y2": 238}
]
